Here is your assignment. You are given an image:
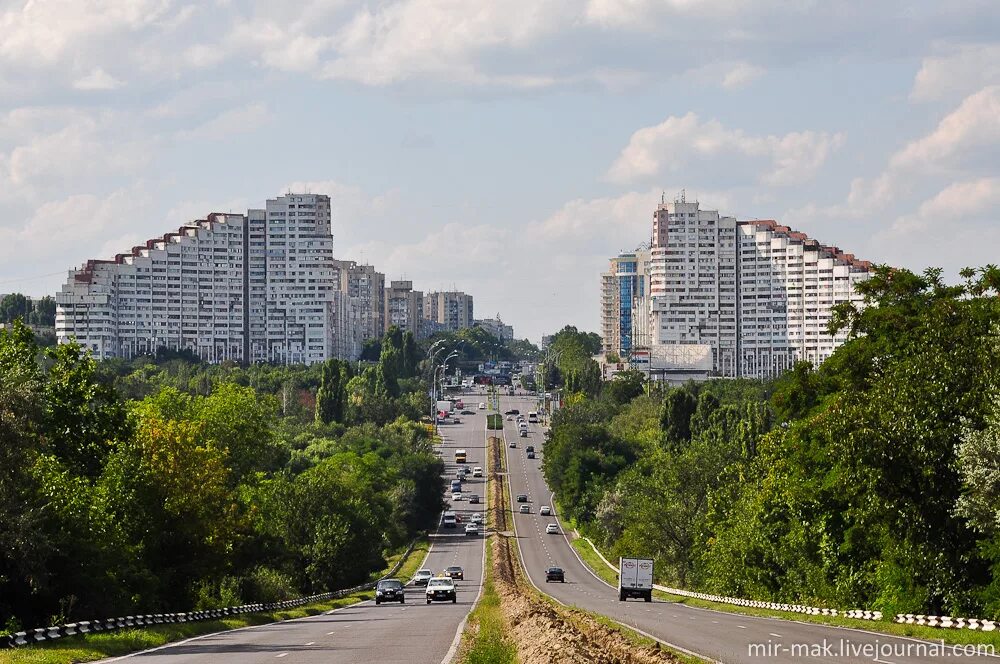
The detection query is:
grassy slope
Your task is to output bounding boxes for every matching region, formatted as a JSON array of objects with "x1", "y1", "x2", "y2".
[{"x1": 2, "y1": 538, "x2": 431, "y2": 664}]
